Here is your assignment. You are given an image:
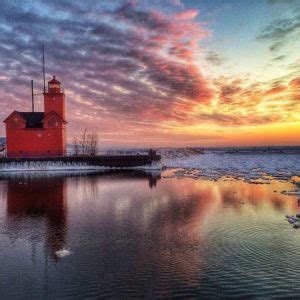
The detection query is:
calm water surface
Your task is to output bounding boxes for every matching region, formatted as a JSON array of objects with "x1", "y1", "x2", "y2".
[{"x1": 0, "y1": 170, "x2": 299, "y2": 299}]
